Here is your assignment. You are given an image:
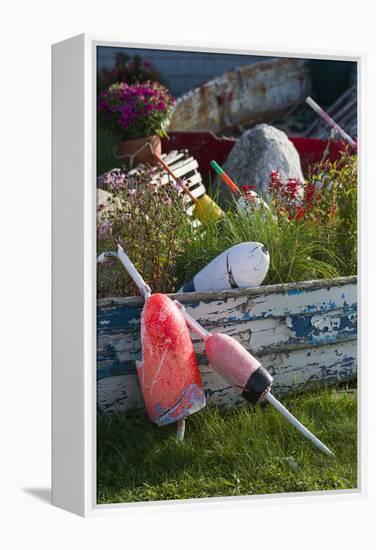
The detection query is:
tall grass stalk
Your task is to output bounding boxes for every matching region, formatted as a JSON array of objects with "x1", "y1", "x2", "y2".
[{"x1": 175, "y1": 204, "x2": 342, "y2": 289}]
